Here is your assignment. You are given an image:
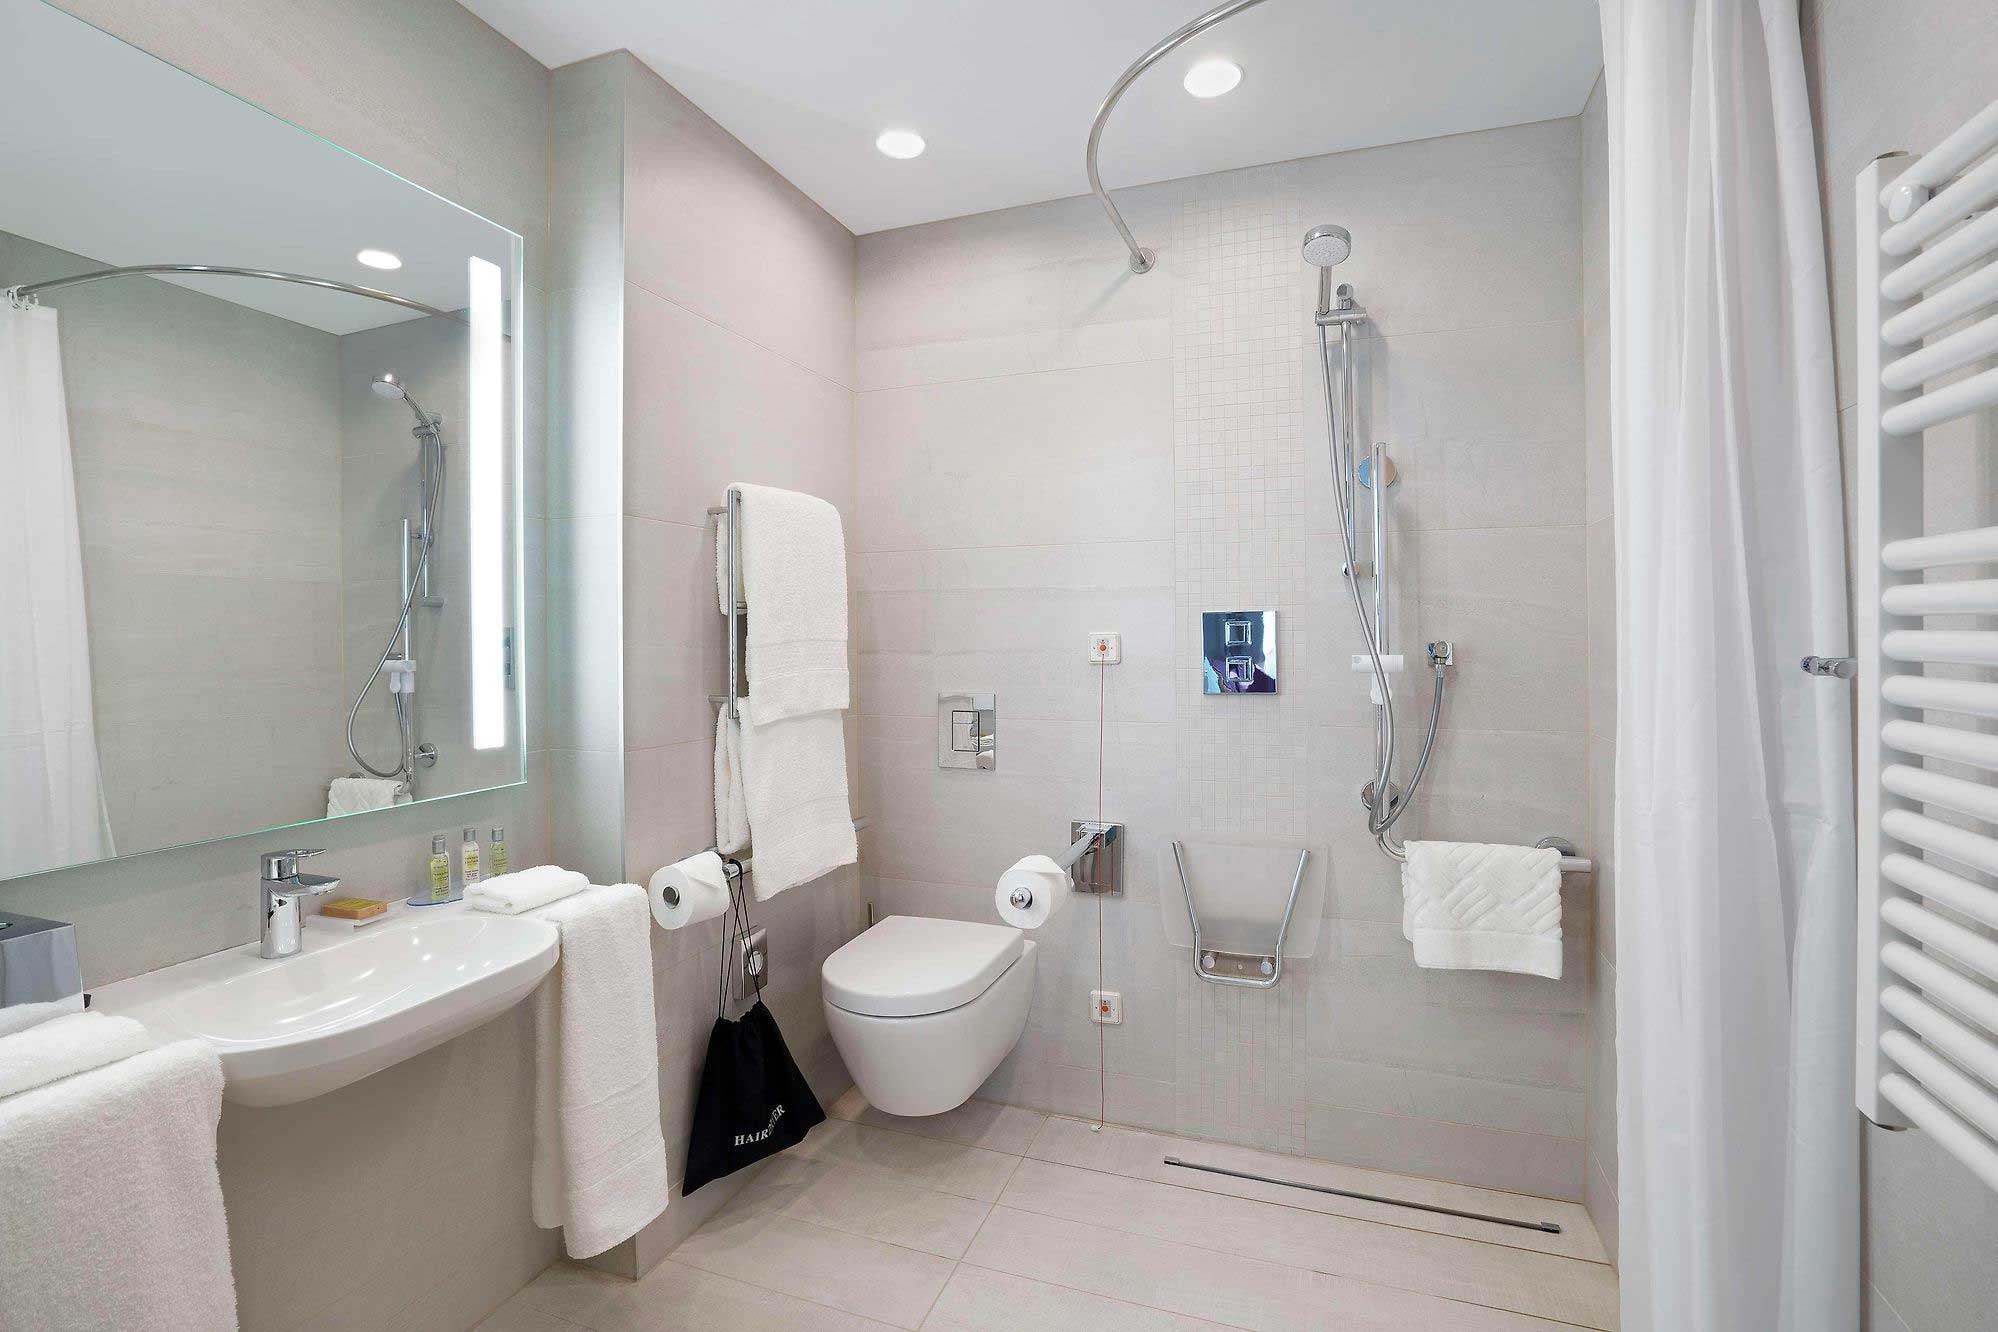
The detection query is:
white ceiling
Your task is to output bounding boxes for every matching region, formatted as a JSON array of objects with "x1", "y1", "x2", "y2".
[
  {"x1": 1, "y1": 0, "x2": 516, "y2": 334},
  {"x1": 462, "y1": 0, "x2": 1602, "y2": 236}
]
